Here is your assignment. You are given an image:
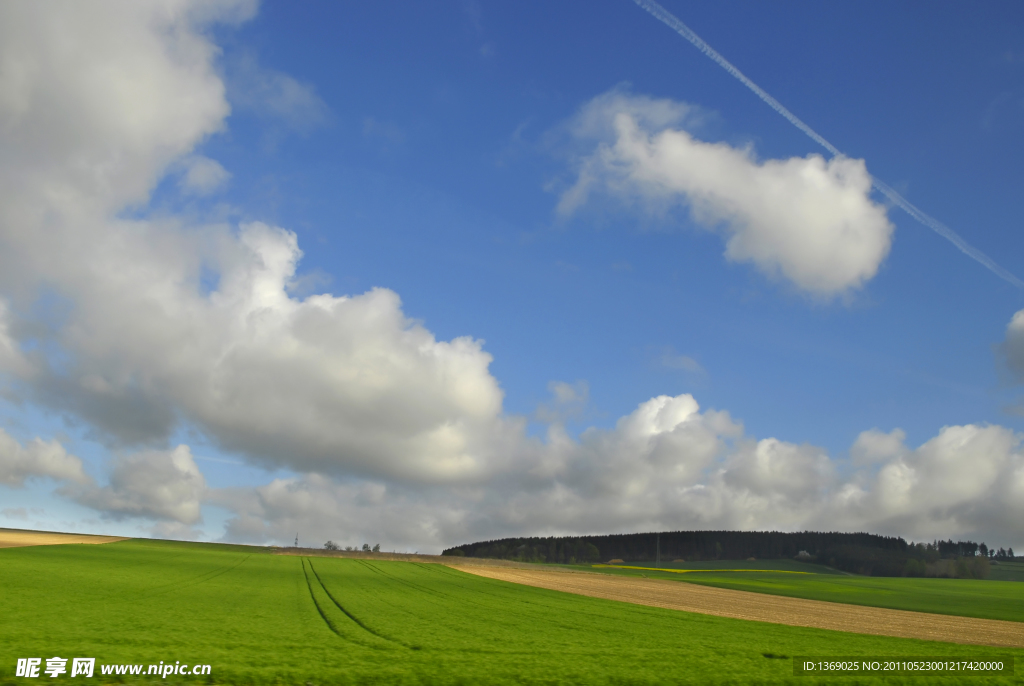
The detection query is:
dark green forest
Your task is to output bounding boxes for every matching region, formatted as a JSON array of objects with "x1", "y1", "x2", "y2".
[{"x1": 442, "y1": 531, "x2": 1015, "y2": 578}]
